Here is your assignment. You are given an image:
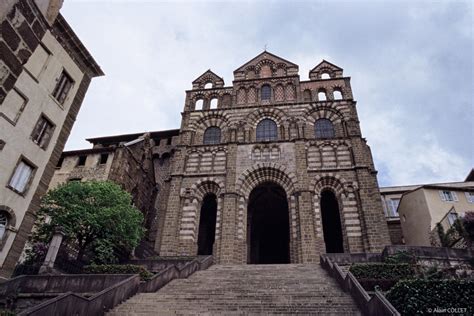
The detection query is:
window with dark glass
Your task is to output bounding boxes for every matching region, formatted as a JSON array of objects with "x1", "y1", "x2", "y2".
[
  {"x1": 203, "y1": 127, "x2": 221, "y2": 145},
  {"x1": 77, "y1": 155, "x2": 87, "y2": 166},
  {"x1": 315, "y1": 119, "x2": 335, "y2": 138},
  {"x1": 56, "y1": 156, "x2": 64, "y2": 168},
  {"x1": 261, "y1": 84, "x2": 271, "y2": 101},
  {"x1": 256, "y1": 119, "x2": 277, "y2": 141},
  {"x1": 52, "y1": 70, "x2": 73, "y2": 104},
  {"x1": 99, "y1": 153, "x2": 109, "y2": 164},
  {"x1": 31, "y1": 115, "x2": 54, "y2": 149}
]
